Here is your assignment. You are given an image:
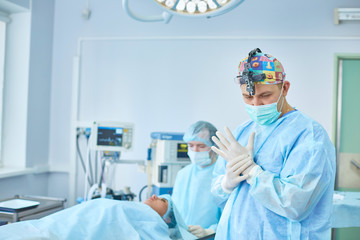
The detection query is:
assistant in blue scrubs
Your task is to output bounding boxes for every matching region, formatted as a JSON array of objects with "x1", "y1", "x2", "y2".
[{"x1": 171, "y1": 121, "x2": 222, "y2": 238}]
